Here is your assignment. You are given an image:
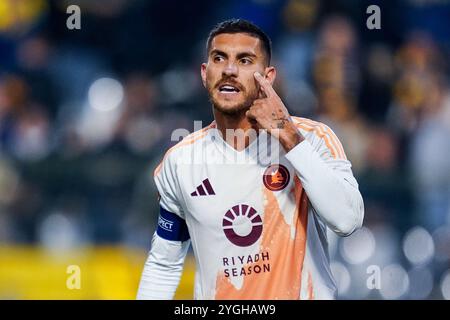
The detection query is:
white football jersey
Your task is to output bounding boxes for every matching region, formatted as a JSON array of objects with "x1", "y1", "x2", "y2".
[{"x1": 152, "y1": 116, "x2": 364, "y2": 300}]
